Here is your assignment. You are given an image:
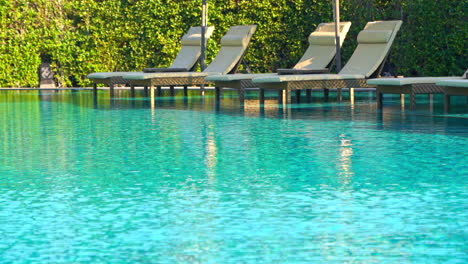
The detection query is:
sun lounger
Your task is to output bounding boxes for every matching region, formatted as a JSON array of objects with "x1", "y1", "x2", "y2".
[
  {"x1": 251, "y1": 20, "x2": 403, "y2": 103},
  {"x1": 205, "y1": 22, "x2": 352, "y2": 102},
  {"x1": 122, "y1": 25, "x2": 257, "y2": 97},
  {"x1": 436, "y1": 72, "x2": 468, "y2": 111},
  {"x1": 87, "y1": 26, "x2": 214, "y2": 94},
  {"x1": 368, "y1": 70, "x2": 467, "y2": 109}
]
